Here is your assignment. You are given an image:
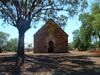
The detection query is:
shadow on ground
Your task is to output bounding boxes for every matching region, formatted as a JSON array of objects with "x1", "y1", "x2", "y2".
[{"x1": 0, "y1": 53, "x2": 100, "y2": 75}]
